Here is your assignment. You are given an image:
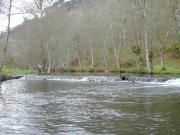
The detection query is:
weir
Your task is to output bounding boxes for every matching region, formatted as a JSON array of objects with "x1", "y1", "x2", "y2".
[{"x1": 20, "y1": 75, "x2": 179, "y2": 86}]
